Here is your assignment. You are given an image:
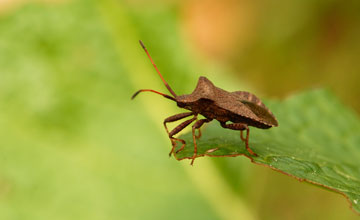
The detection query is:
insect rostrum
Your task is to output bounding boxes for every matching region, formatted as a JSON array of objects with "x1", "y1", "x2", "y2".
[{"x1": 132, "y1": 40, "x2": 278, "y2": 165}]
